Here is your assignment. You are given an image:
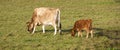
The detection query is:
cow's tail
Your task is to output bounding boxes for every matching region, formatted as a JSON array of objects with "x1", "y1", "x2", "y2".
[{"x1": 57, "y1": 9, "x2": 62, "y2": 34}]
